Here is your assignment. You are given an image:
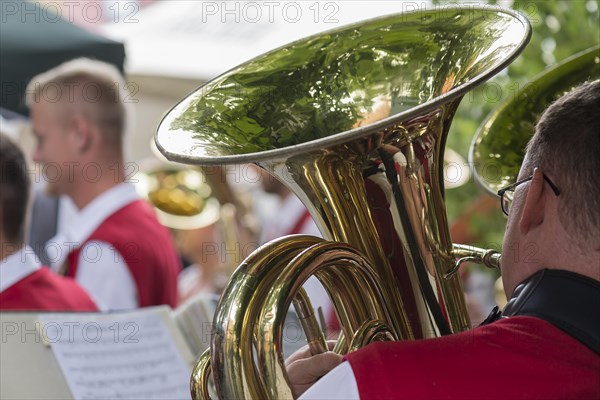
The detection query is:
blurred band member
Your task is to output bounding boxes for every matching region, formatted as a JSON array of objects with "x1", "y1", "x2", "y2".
[
  {"x1": 0, "y1": 134, "x2": 97, "y2": 311},
  {"x1": 27, "y1": 59, "x2": 180, "y2": 310}
]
